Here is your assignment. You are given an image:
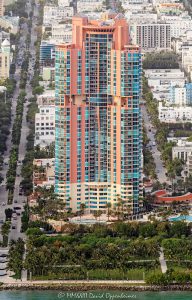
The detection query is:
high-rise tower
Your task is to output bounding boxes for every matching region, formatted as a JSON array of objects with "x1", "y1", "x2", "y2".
[{"x1": 55, "y1": 13, "x2": 143, "y2": 213}]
